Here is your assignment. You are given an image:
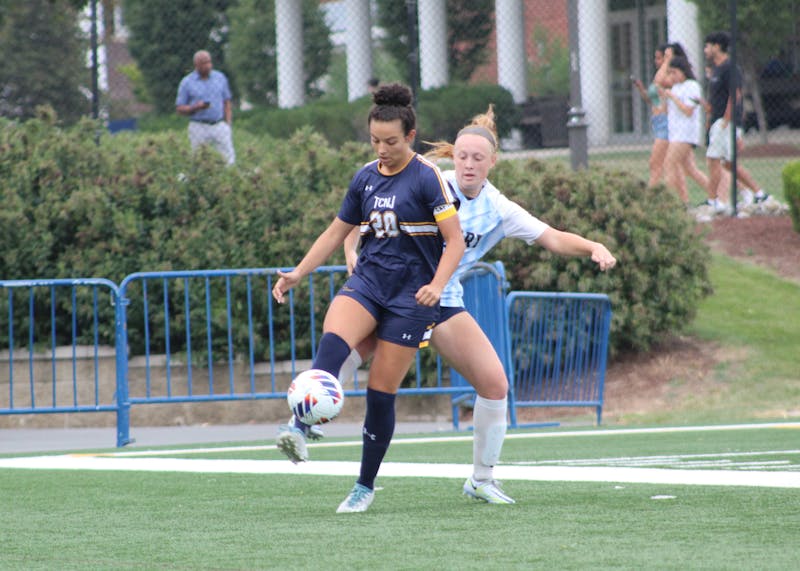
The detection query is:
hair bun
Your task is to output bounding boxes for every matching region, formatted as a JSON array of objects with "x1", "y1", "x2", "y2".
[{"x1": 373, "y1": 83, "x2": 413, "y2": 107}]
